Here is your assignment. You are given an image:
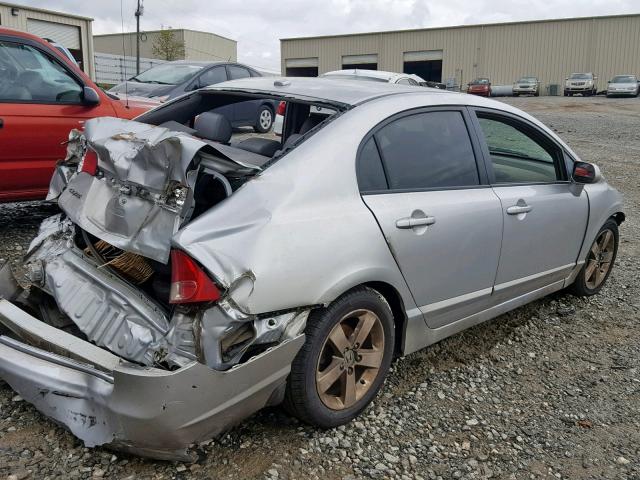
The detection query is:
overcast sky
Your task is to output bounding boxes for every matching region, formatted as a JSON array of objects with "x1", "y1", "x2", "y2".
[{"x1": 16, "y1": 0, "x2": 640, "y2": 71}]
